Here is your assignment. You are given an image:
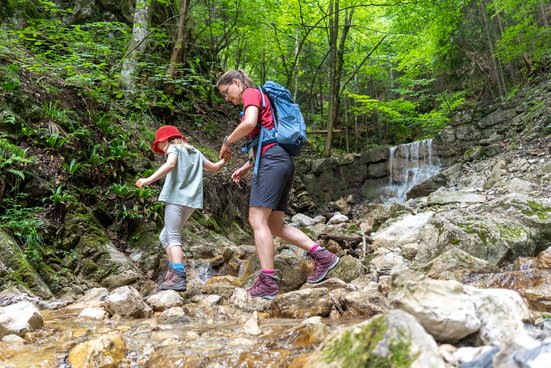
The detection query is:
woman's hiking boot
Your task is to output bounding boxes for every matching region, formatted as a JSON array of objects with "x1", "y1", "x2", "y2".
[
  {"x1": 159, "y1": 269, "x2": 186, "y2": 291},
  {"x1": 247, "y1": 272, "x2": 279, "y2": 299},
  {"x1": 307, "y1": 247, "x2": 339, "y2": 283}
]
